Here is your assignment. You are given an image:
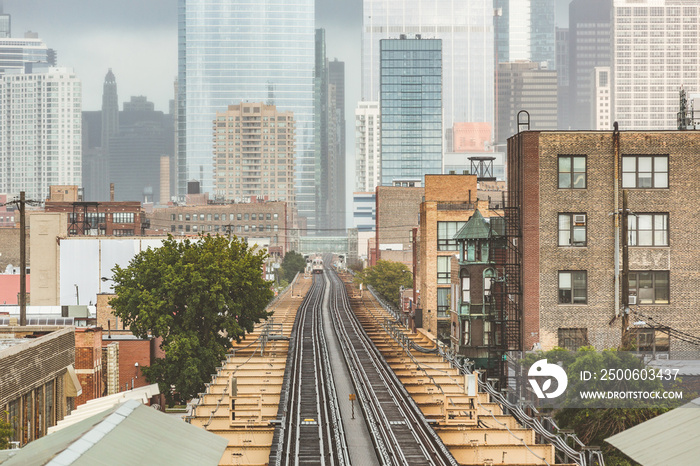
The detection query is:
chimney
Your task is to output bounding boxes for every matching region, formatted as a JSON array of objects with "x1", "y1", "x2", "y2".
[{"x1": 110, "y1": 183, "x2": 115, "y2": 202}]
